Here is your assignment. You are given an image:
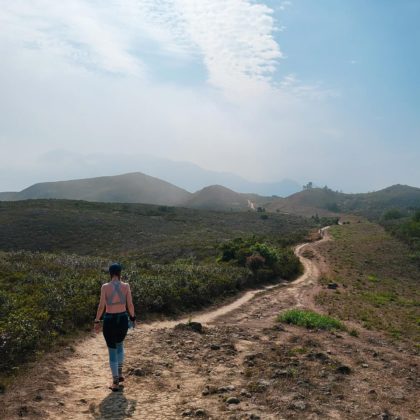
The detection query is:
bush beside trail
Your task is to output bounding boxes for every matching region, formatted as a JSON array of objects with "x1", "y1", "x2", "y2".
[
  {"x1": 0, "y1": 239, "x2": 301, "y2": 374},
  {"x1": 219, "y1": 238, "x2": 302, "y2": 279}
]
